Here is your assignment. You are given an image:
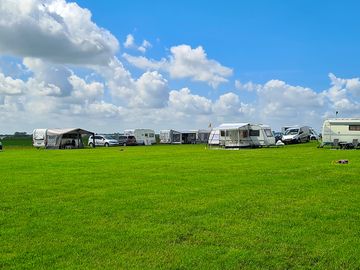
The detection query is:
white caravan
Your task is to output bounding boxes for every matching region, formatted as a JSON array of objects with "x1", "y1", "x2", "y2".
[
  {"x1": 217, "y1": 123, "x2": 275, "y2": 148},
  {"x1": 208, "y1": 129, "x2": 220, "y2": 145},
  {"x1": 124, "y1": 129, "x2": 156, "y2": 145},
  {"x1": 321, "y1": 118, "x2": 360, "y2": 147},
  {"x1": 159, "y1": 130, "x2": 181, "y2": 144},
  {"x1": 32, "y1": 129, "x2": 47, "y2": 148},
  {"x1": 32, "y1": 128, "x2": 94, "y2": 149}
]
